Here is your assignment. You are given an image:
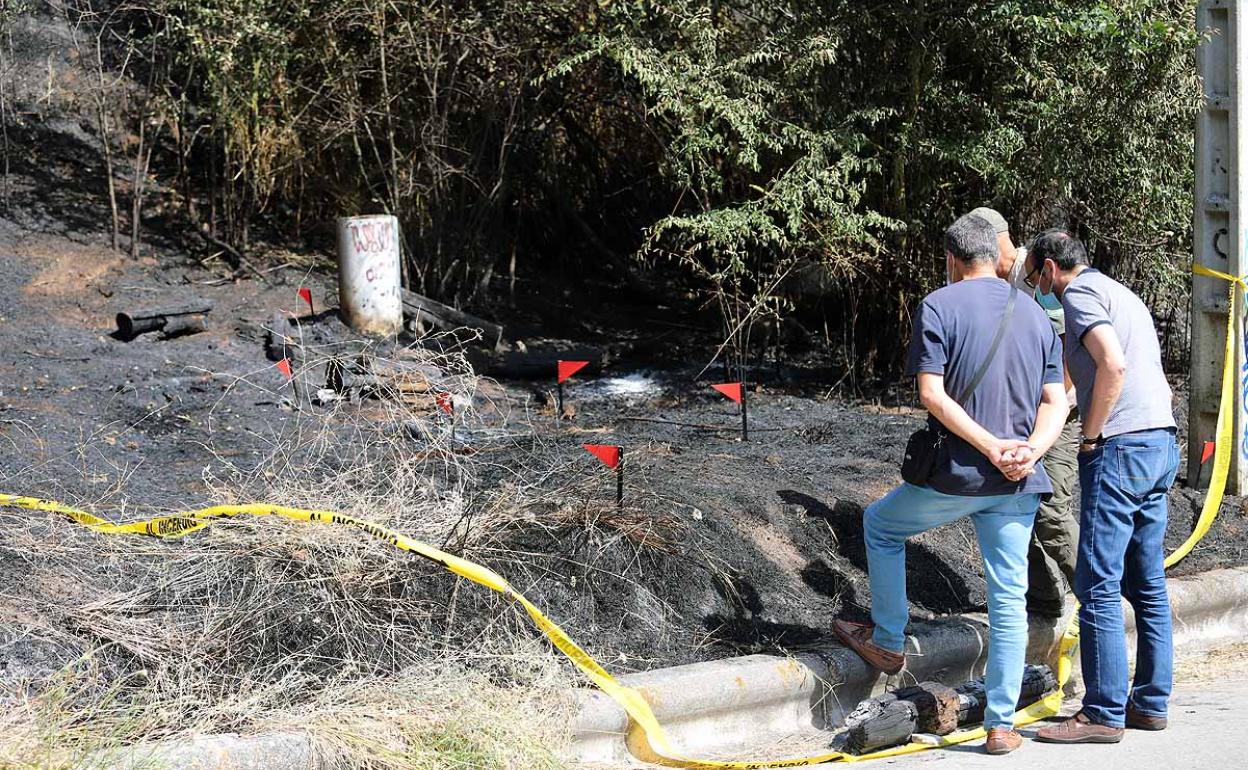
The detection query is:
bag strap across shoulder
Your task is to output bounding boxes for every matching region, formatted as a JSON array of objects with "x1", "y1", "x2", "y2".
[{"x1": 953, "y1": 284, "x2": 1018, "y2": 406}]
